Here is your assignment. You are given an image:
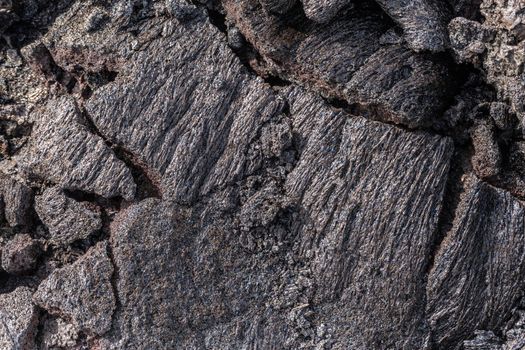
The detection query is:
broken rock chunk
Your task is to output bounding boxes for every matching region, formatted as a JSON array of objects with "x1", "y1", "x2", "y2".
[
  {"x1": 40, "y1": 316, "x2": 80, "y2": 350},
  {"x1": 33, "y1": 242, "x2": 115, "y2": 336},
  {"x1": 375, "y1": 0, "x2": 451, "y2": 52},
  {"x1": 16, "y1": 96, "x2": 136, "y2": 200},
  {"x1": 285, "y1": 87, "x2": 454, "y2": 349},
  {"x1": 427, "y1": 177, "x2": 525, "y2": 349},
  {"x1": 301, "y1": 0, "x2": 353, "y2": 23},
  {"x1": 0, "y1": 287, "x2": 39, "y2": 350},
  {"x1": 471, "y1": 120, "x2": 501, "y2": 179},
  {"x1": 0, "y1": 174, "x2": 33, "y2": 228},
  {"x1": 35, "y1": 187, "x2": 102, "y2": 246},
  {"x1": 1, "y1": 233, "x2": 40, "y2": 275}
]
